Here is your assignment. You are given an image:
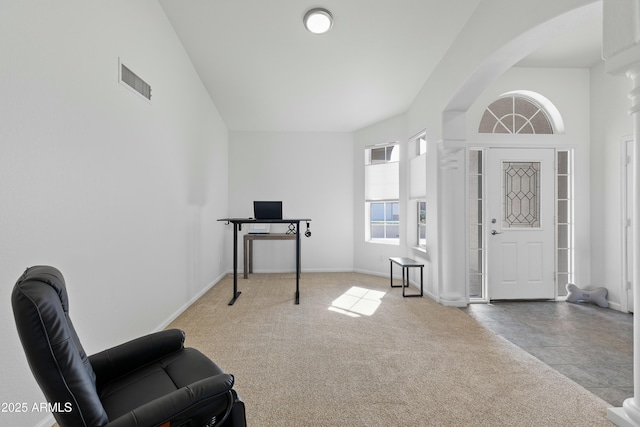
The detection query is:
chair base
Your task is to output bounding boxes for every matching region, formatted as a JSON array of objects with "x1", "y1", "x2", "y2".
[{"x1": 226, "y1": 395, "x2": 246, "y2": 427}]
